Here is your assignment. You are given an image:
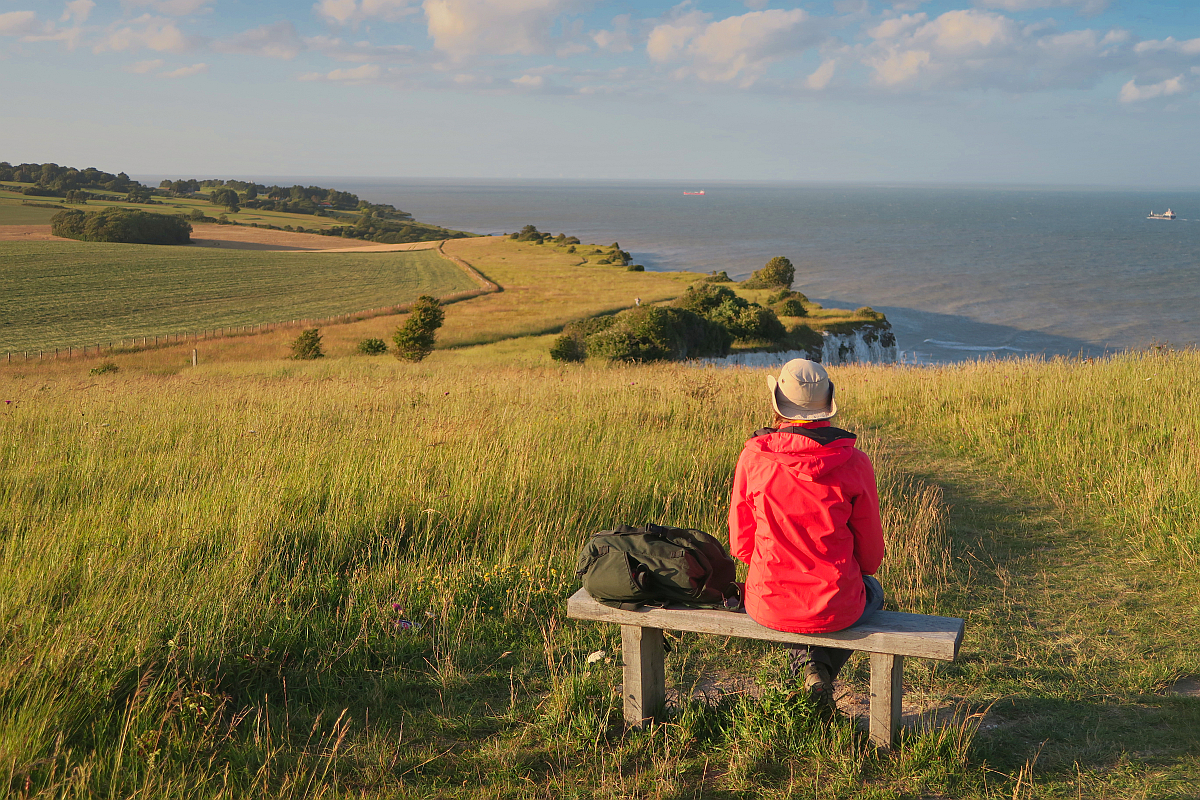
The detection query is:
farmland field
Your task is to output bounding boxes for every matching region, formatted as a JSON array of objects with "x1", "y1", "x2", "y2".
[
  {"x1": 0, "y1": 241, "x2": 476, "y2": 352},
  {"x1": 0, "y1": 199, "x2": 64, "y2": 225}
]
